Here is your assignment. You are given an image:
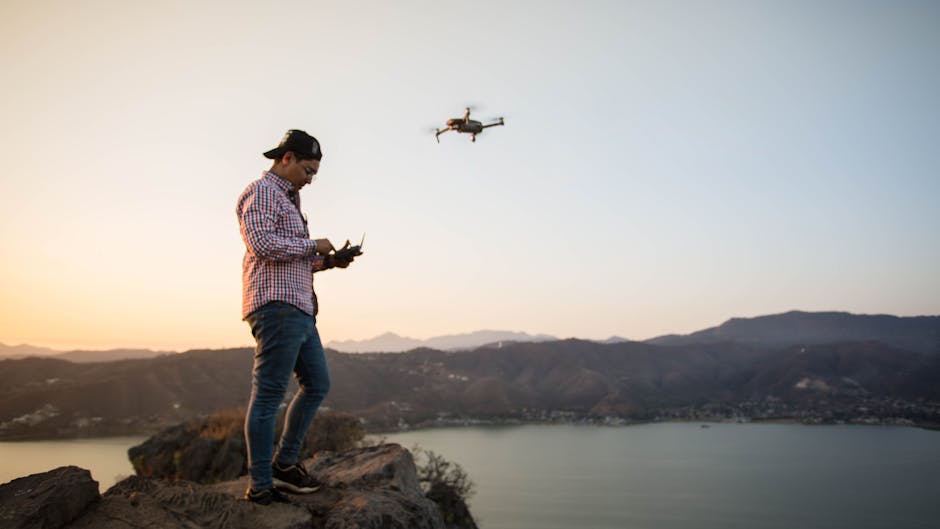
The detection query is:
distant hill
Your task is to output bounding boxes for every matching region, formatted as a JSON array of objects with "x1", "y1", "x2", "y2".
[
  {"x1": 54, "y1": 349, "x2": 173, "y2": 363},
  {"x1": 2, "y1": 338, "x2": 938, "y2": 440},
  {"x1": 327, "y1": 332, "x2": 423, "y2": 353},
  {"x1": 646, "y1": 311, "x2": 940, "y2": 355},
  {"x1": 0, "y1": 343, "x2": 61, "y2": 359},
  {"x1": 0, "y1": 342, "x2": 172, "y2": 363},
  {"x1": 740, "y1": 341, "x2": 939, "y2": 401},
  {"x1": 326, "y1": 330, "x2": 558, "y2": 353}
]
